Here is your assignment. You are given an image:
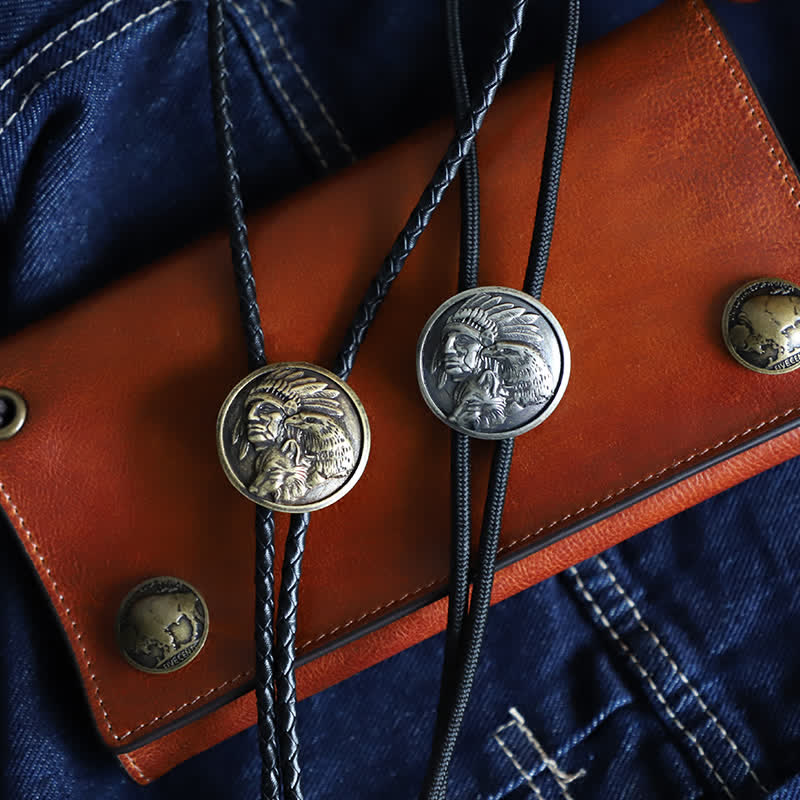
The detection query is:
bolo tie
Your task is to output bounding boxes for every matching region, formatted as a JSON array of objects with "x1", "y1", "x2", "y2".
[{"x1": 208, "y1": 0, "x2": 579, "y2": 797}]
